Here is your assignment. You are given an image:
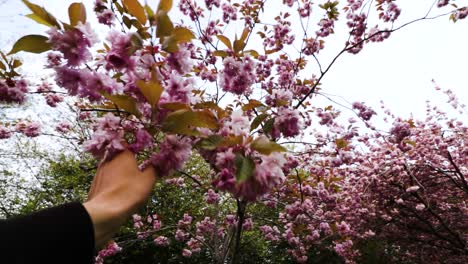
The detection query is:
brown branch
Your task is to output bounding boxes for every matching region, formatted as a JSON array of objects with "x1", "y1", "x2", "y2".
[
  {"x1": 231, "y1": 199, "x2": 247, "y2": 264},
  {"x1": 447, "y1": 151, "x2": 468, "y2": 192}
]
